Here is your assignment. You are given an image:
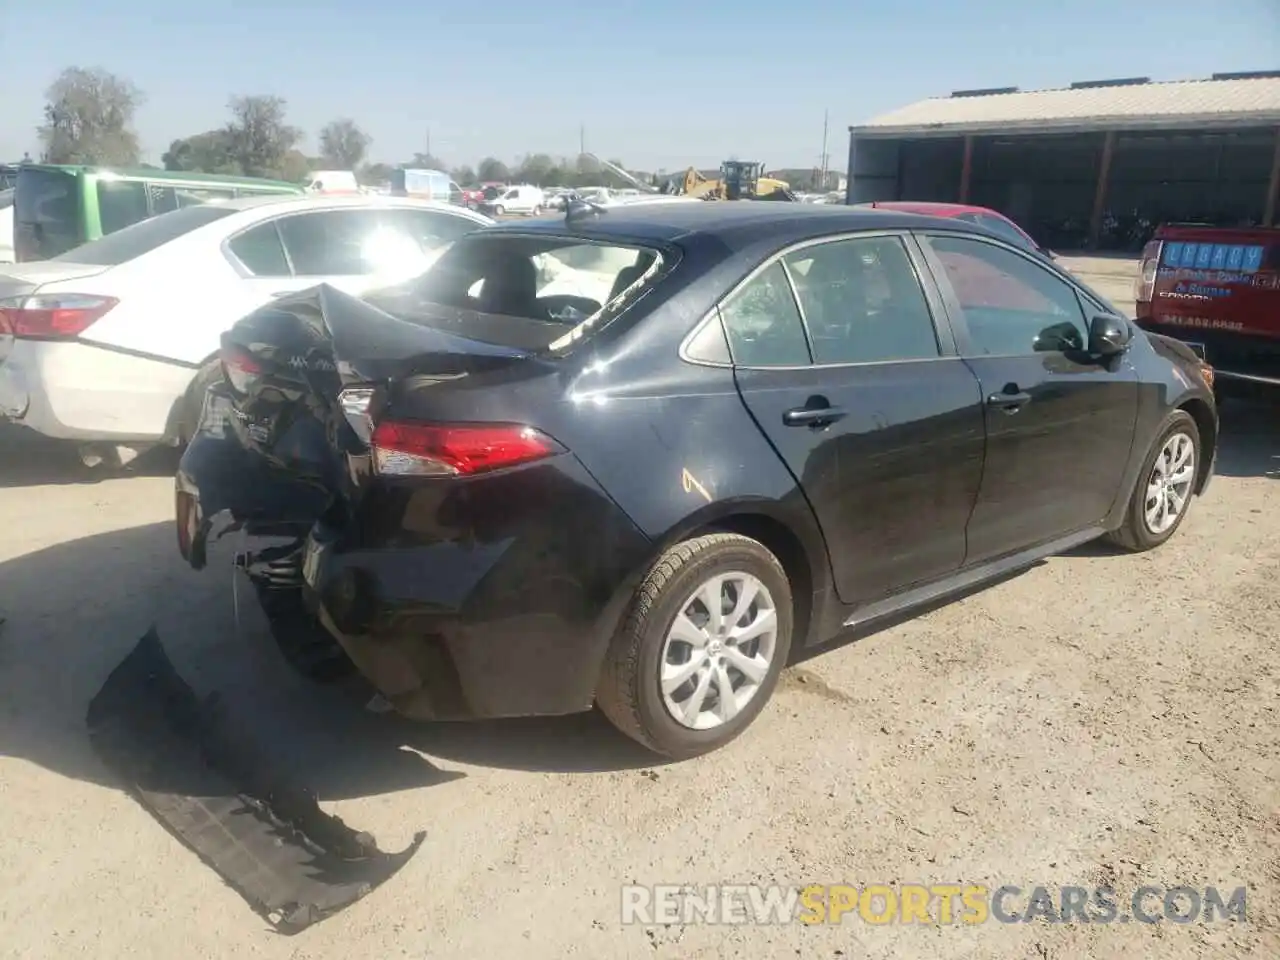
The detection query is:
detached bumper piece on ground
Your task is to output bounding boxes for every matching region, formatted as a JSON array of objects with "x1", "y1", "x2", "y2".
[{"x1": 85, "y1": 627, "x2": 424, "y2": 934}]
